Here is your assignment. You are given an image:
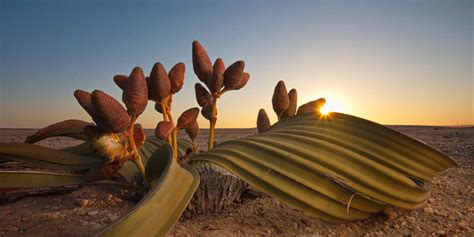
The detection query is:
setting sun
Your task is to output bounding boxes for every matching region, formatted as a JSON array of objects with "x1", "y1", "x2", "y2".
[{"x1": 319, "y1": 97, "x2": 346, "y2": 115}]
